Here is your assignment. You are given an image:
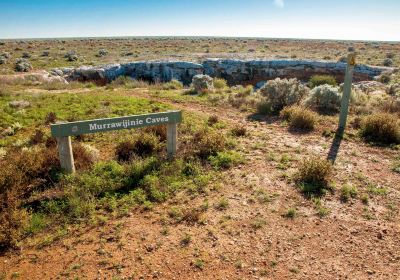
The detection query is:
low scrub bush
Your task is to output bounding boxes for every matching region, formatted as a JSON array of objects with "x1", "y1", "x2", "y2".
[
  {"x1": 192, "y1": 128, "x2": 226, "y2": 159},
  {"x1": 97, "y1": 49, "x2": 108, "y2": 57},
  {"x1": 309, "y1": 75, "x2": 337, "y2": 88},
  {"x1": 65, "y1": 51, "x2": 78, "y2": 62},
  {"x1": 192, "y1": 75, "x2": 214, "y2": 93},
  {"x1": 207, "y1": 115, "x2": 219, "y2": 126},
  {"x1": 15, "y1": 58, "x2": 32, "y2": 72},
  {"x1": 360, "y1": 113, "x2": 400, "y2": 144},
  {"x1": 158, "y1": 79, "x2": 183, "y2": 90},
  {"x1": 115, "y1": 133, "x2": 160, "y2": 162},
  {"x1": 304, "y1": 85, "x2": 341, "y2": 113},
  {"x1": 295, "y1": 156, "x2": 333, "y2": 194},
  {"x1": 209, "y1": 151, "x2": 243, "y2": 169},
  {"x1": 0, "y1": 147, "x2": 62, "y2": 249},
  {"x1": 108, "y1": 76, "x2": 149, "y2": 89},
  {"x1": 231, "y1": 126, "x2": 247, "y2": 137},
  {"x1": 340, "y1": 184, "x2": 358, "y2": 202},
  {"x1": 280, "y1": 105, "x2": 318, "y2": 131},
  {"x1": 213, "y1": 78, "x2": 227, "y2": 89},
  {"x1": 383, "y1": 58, "x2": 393, "y2": 67},
  {"x1": 259, "y1": 78, "x2": 309, "y2": 113}
]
